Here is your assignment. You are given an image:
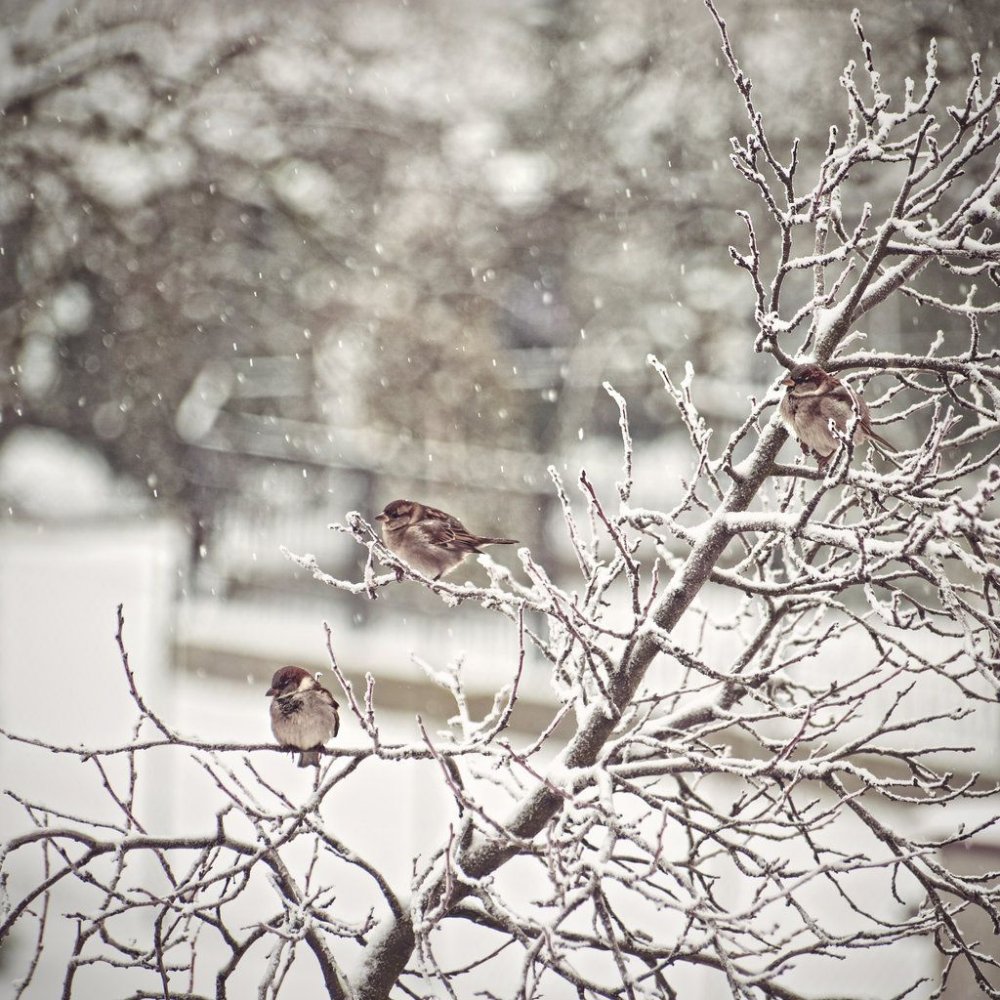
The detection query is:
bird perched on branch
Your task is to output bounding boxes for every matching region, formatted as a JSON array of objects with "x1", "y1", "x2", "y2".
[
  {"x1": 375, "y1": 499, "x2": 518, "y2": 579},
  {"x1": 780, "y1": 363, "x2": 896, "y2": 471},
  {"x1": 266, "y1": 665, "x2": 340, "y2": 767}
]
